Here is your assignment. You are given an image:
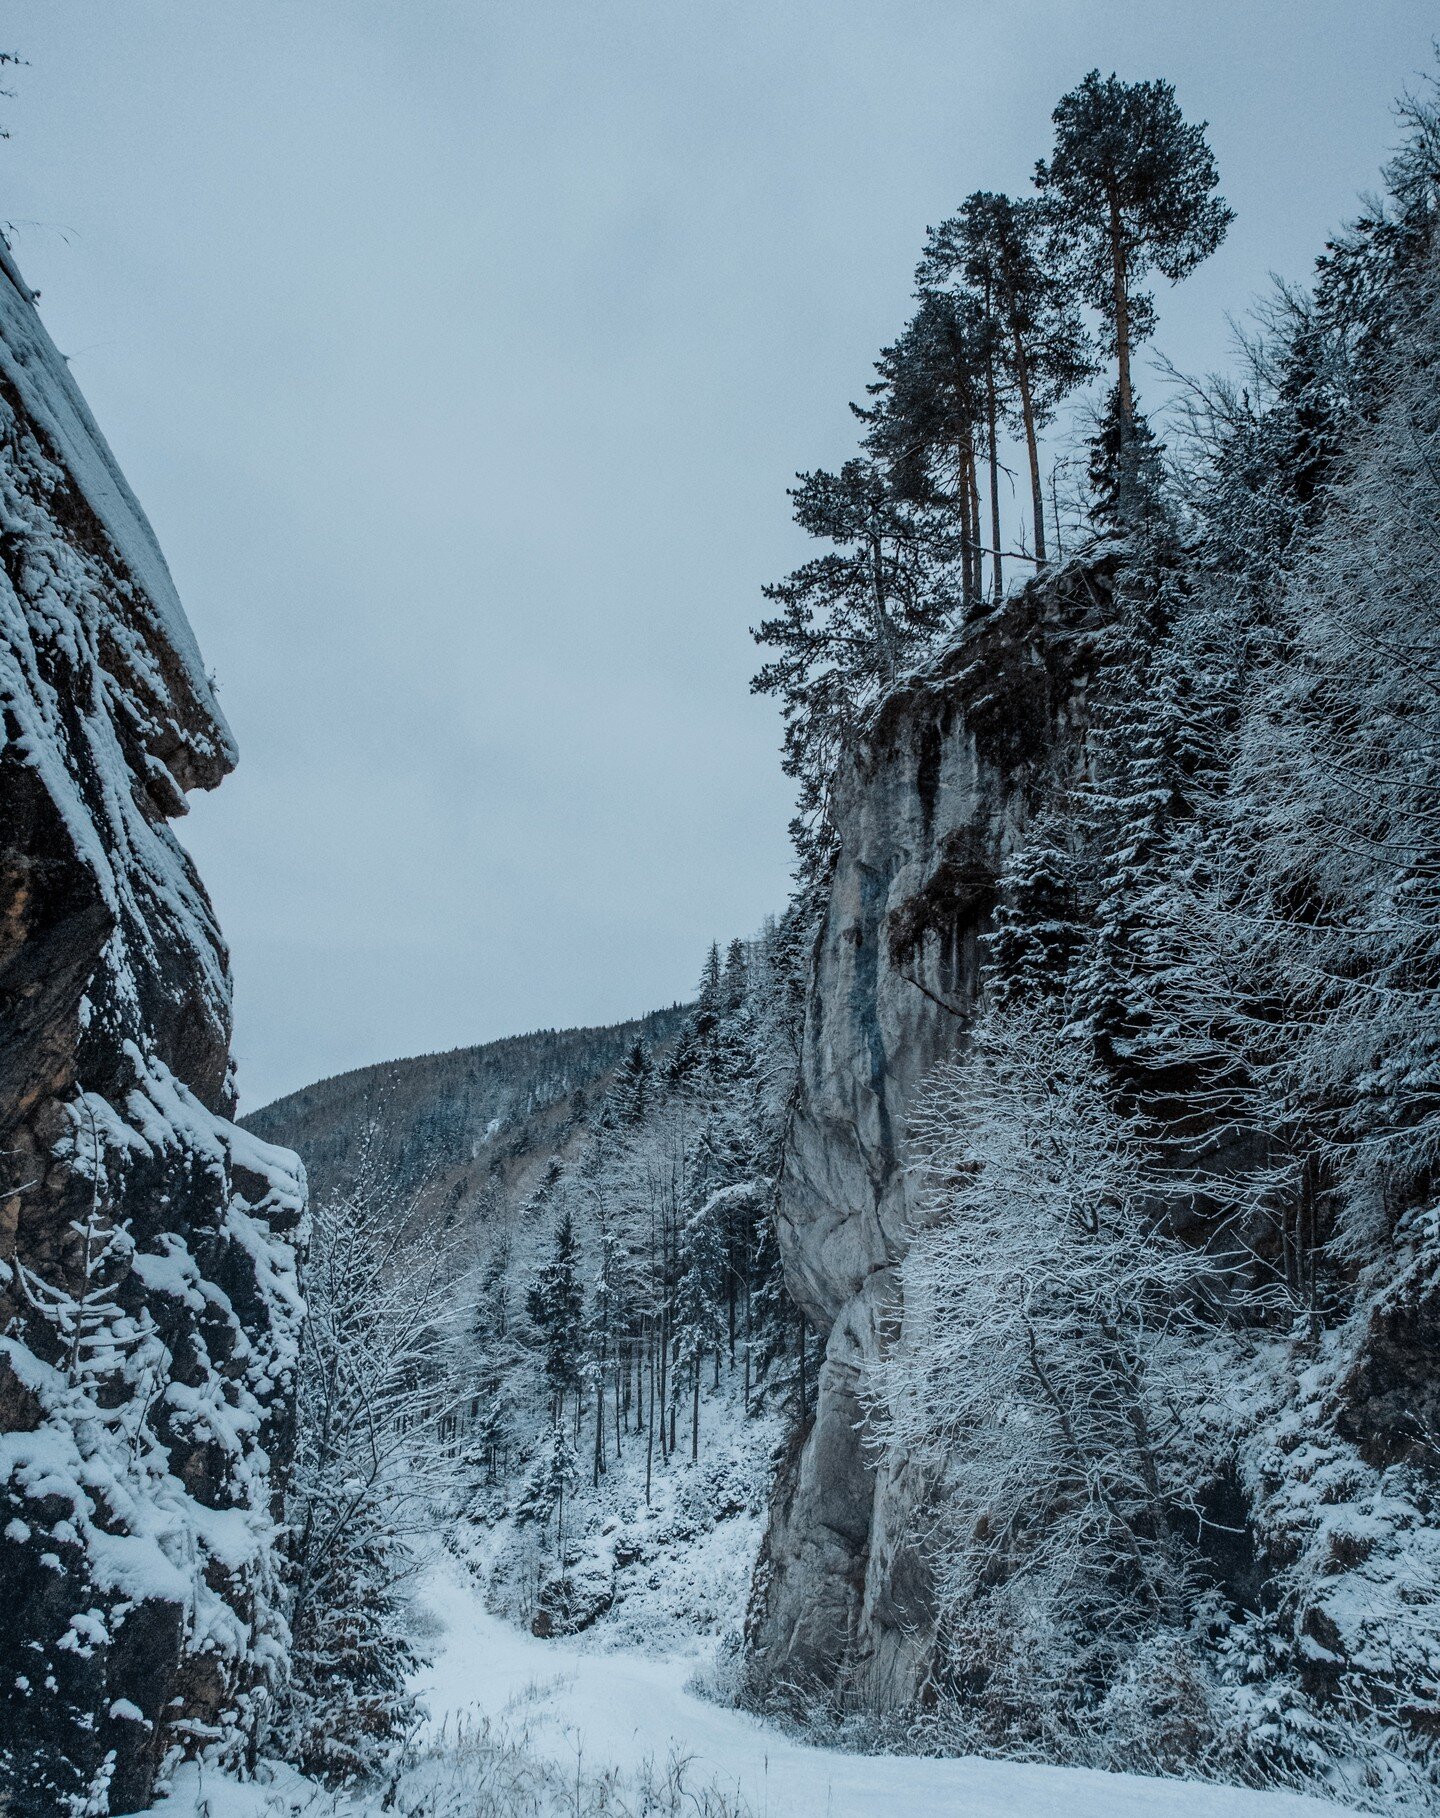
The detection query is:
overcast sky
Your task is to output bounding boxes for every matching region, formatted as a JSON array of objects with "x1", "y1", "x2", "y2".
[{"x1": 6, "y1": 2, "x2": 1434, "y2": 1108}]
